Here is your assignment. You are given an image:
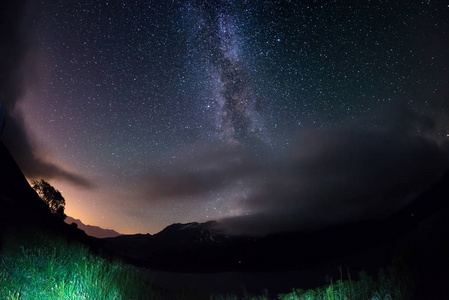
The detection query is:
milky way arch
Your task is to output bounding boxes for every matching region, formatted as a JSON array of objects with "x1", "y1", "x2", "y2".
[{"x1": 187, "y1": 0, "x2": 271, "y2": 147}]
